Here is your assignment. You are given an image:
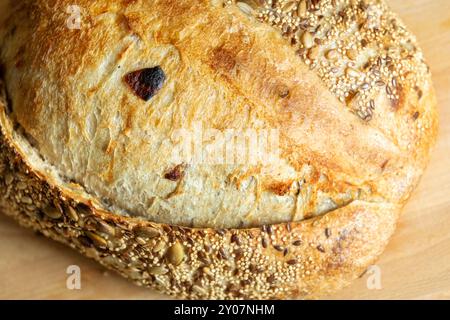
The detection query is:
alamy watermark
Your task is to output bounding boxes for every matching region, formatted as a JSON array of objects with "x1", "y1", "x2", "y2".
[
  {"x1": 66, "y1": 265, "x2": 81, "y2": 290},
  {"x1": 170, "y1": 122, "x2": 280, "y2": 166},
  {"x1": 66, "y1": 5, "x2": 82, "y2": 30},
  {"x1": 365, "y1": 265, "x2": 382, "y2": 290}
]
